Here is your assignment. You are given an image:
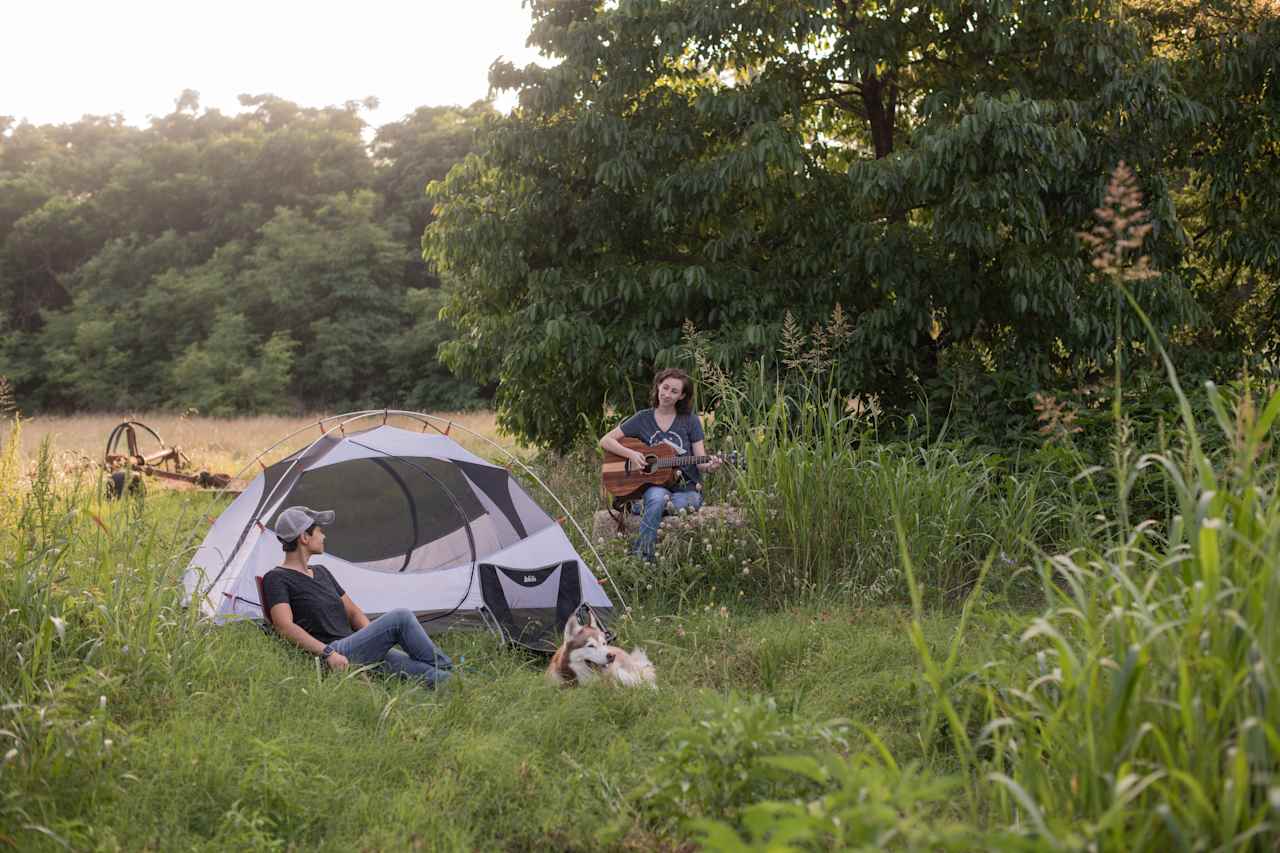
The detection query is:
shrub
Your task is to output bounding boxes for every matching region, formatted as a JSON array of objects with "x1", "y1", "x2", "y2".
[
  {"x1": 632, "y1": 693, "x2": 849, "y2": 834},
  {"x1": 689, "y1": 754, "x2": 1007, "y2": 852}
]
